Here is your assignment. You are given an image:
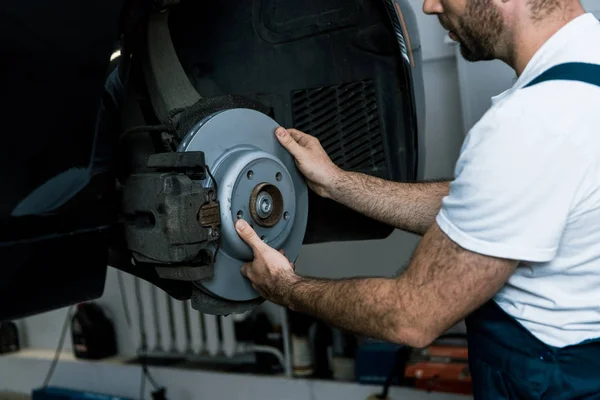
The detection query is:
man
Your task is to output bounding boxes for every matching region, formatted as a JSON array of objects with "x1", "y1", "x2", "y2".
[{"x1": 235, "y1": 0, "x2": 600, "y2": 397}]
